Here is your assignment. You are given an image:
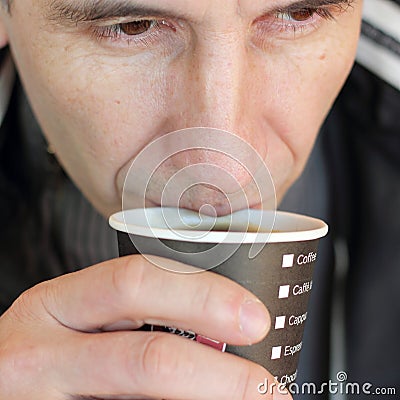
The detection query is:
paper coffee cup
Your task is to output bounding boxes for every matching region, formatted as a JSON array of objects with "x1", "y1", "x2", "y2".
[{"x1": 109, "y1": 207, "x2": 328, "y2": 385}]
